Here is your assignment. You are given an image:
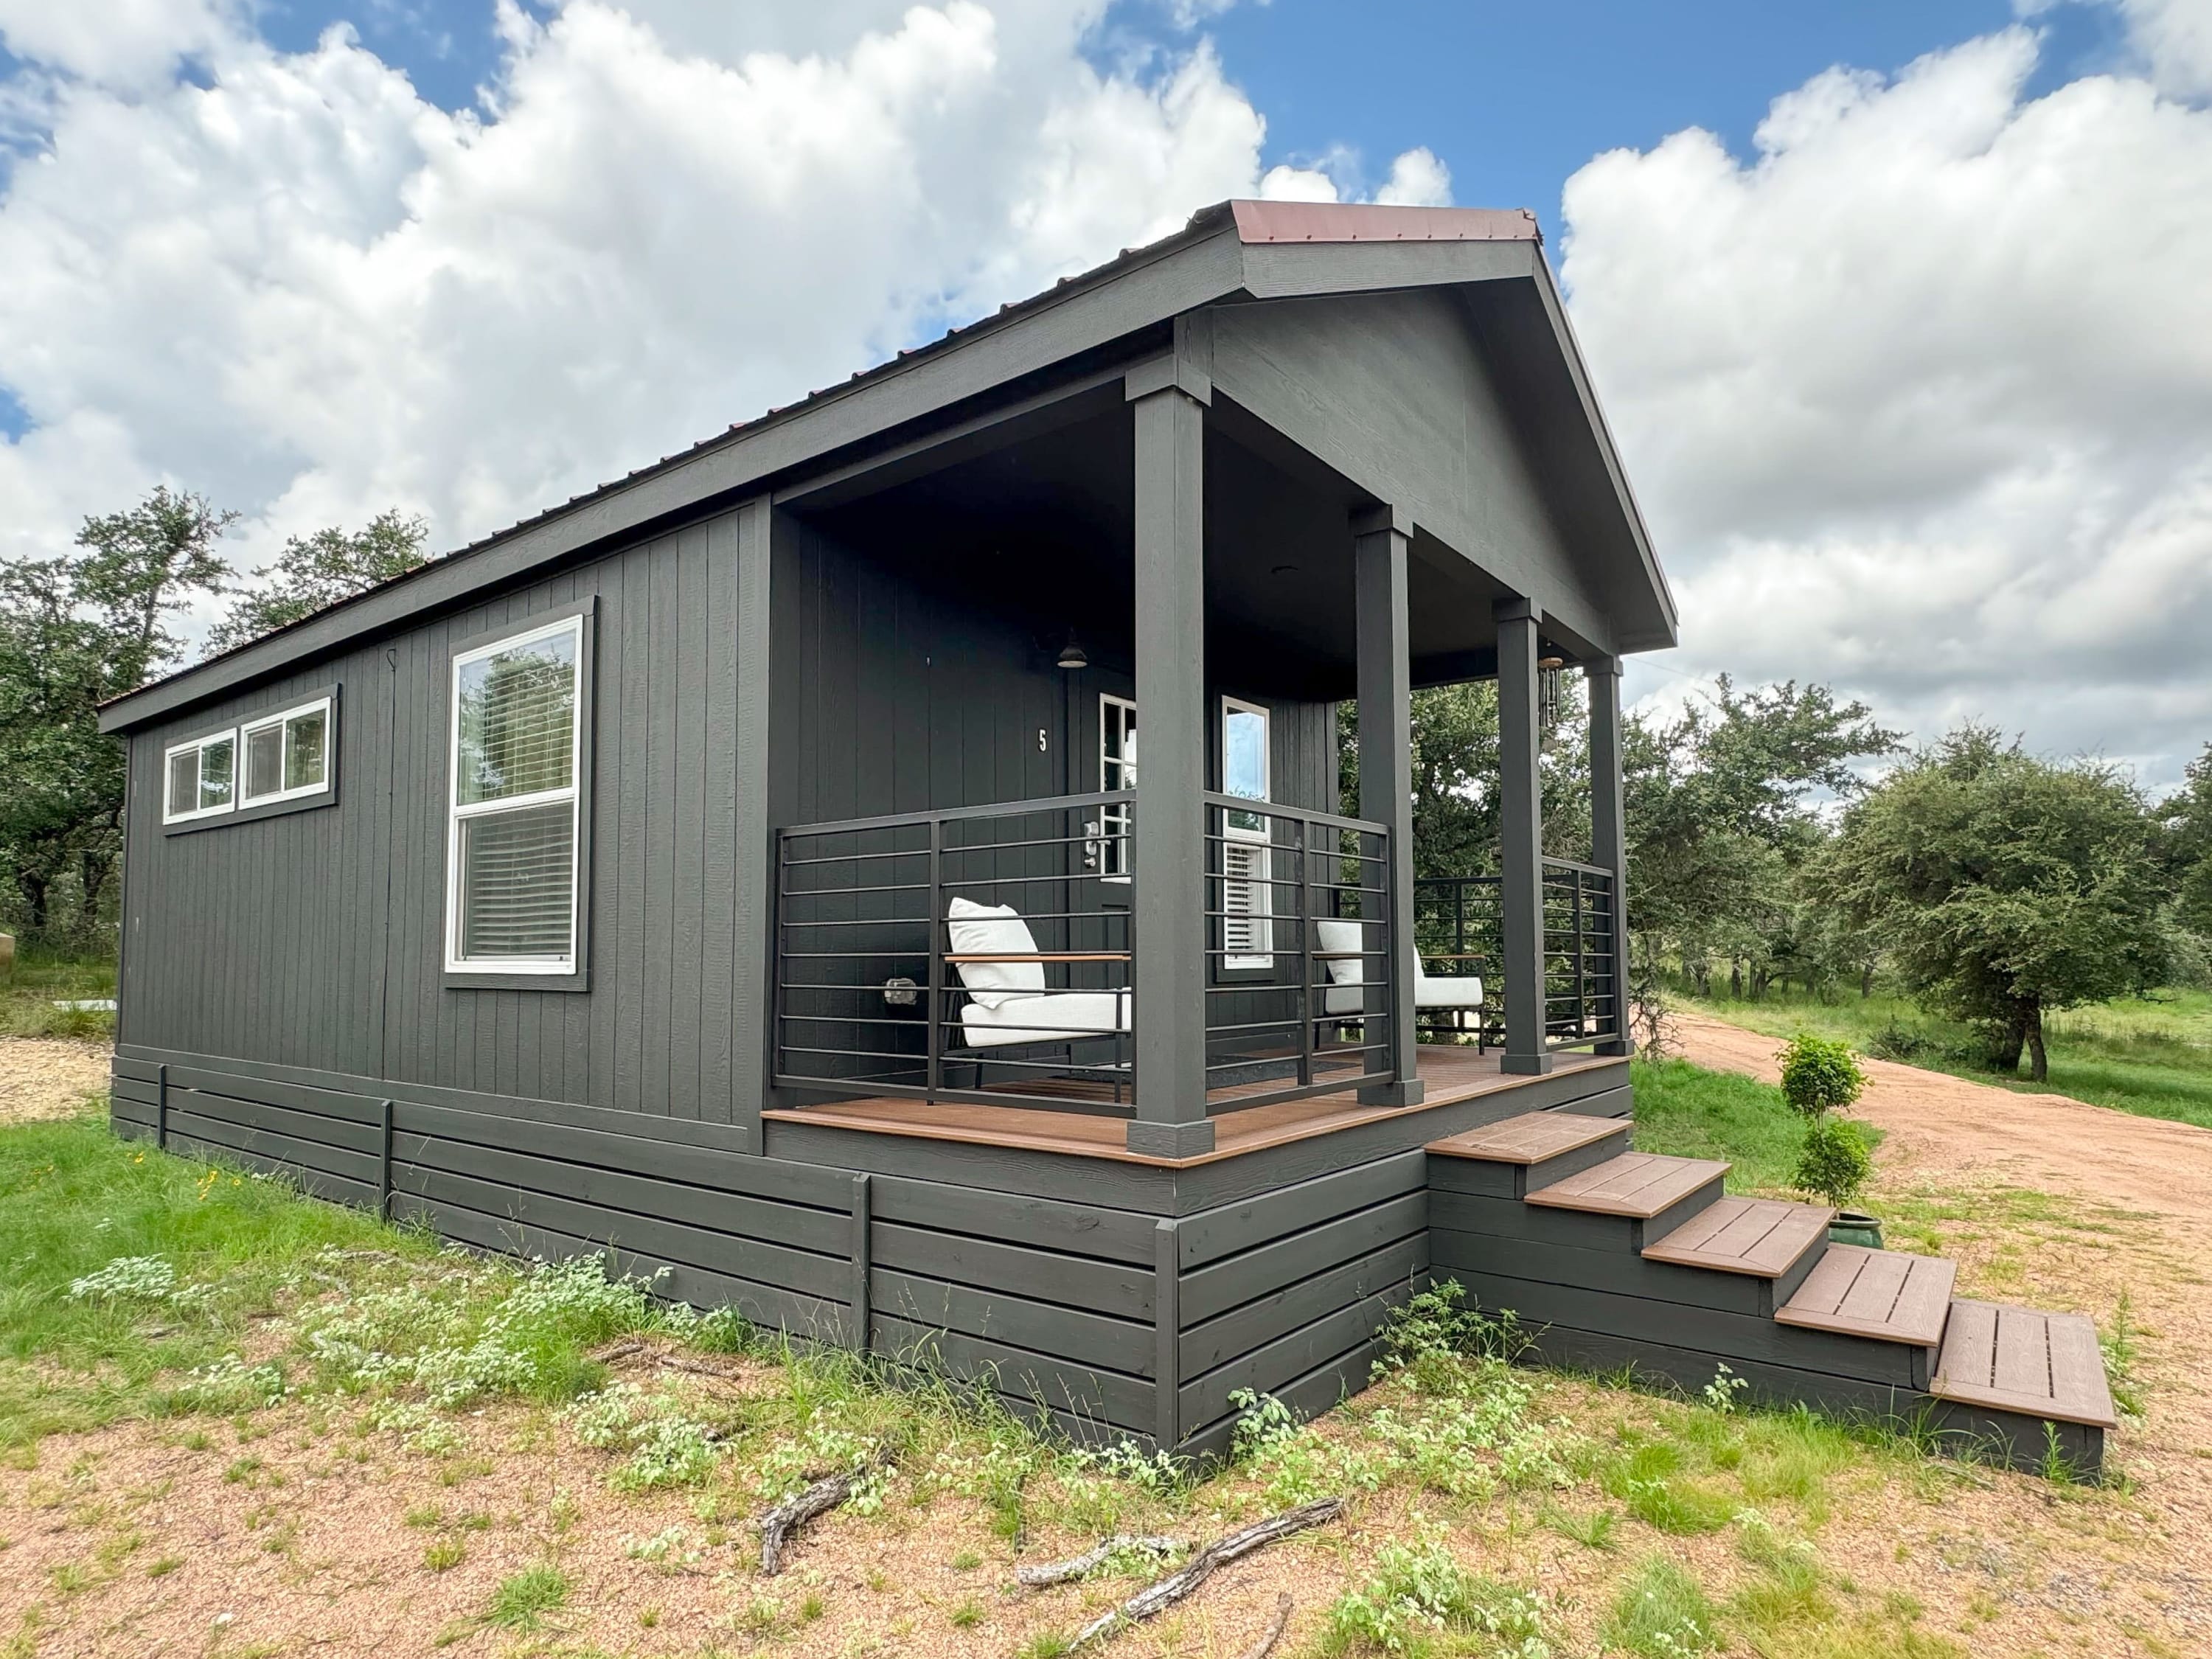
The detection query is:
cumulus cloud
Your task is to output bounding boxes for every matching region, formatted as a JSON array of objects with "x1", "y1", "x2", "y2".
[
  {"x1": 0, "y1": 0, "x2": 1440, "y2": 627},
  {"x1": 1562, "y1": 24, "x2": 2212, "y2": 785}
]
